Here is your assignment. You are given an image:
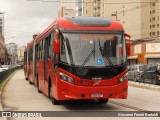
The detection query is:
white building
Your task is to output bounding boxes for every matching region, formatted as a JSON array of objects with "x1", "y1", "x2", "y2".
[
  {"x1": 6, "y1": 42, "x2": 18, "y2": 65},
  {"x1": 17, "y1": 46, "x2": 26, "y2": 63}
]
